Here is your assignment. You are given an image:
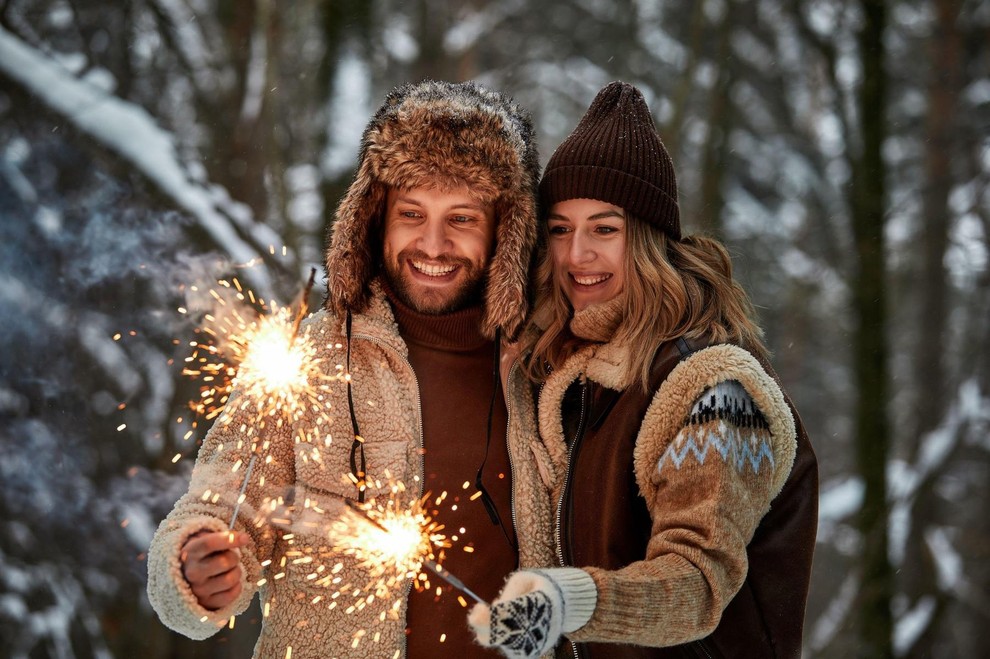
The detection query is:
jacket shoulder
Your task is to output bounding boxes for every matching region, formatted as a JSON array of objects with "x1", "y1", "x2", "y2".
[{"x1": 633, "y1": 344, "x2": 797, "y2": 500}]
